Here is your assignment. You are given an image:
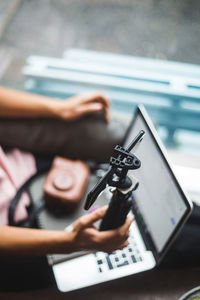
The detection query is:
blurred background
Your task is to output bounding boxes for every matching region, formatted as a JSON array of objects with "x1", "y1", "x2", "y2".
[
  {"x1": 0, "y1": 0, "x2": 200, "y2": 156},
  {"x1": 1, "y1": 0, "x2": 200, "y2": 86}
]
